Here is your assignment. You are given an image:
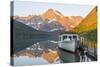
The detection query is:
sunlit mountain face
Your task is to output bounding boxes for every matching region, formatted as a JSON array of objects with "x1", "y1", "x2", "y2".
[
  {"x1": 72, "y1": 7, "x2": 97, "y2": 33},
  {"x1": 13, "y1": 9, "x2": 83, "y2": 32},
  {"x1": 41, "y1": 9, "x2": 83, "y2": 30}
]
